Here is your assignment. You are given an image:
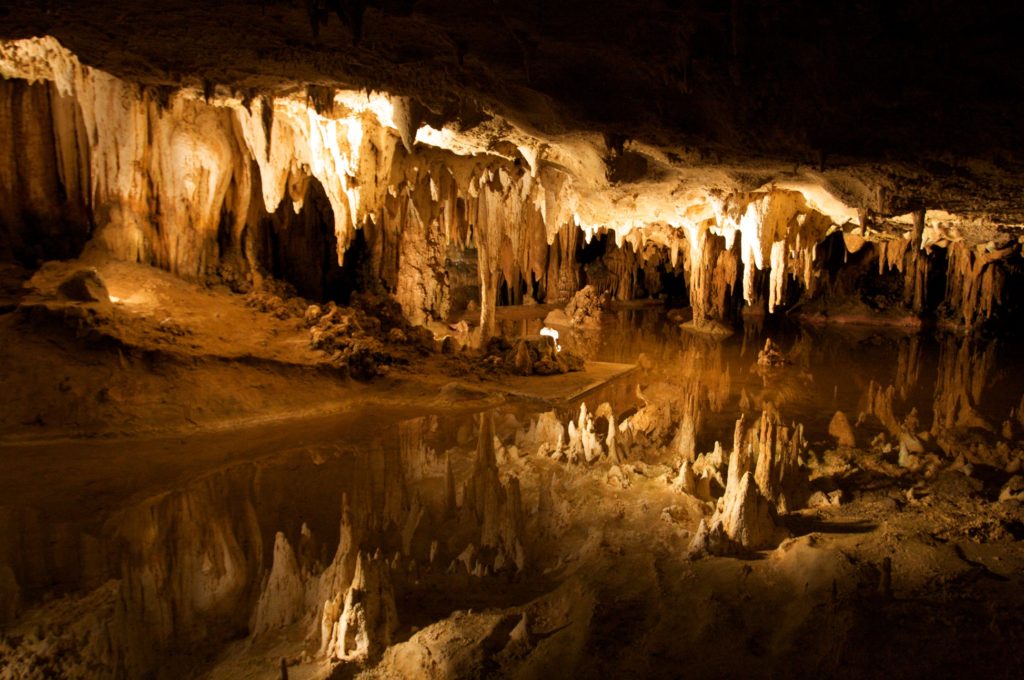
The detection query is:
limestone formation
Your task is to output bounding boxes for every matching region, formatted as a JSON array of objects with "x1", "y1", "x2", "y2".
[
  {"x1": 689, "y1": 409, "x2": 807, "y2": 556},
  {"x1": 327, "y1": 551, "x2": 399, "y2": 661},
  {"x1": 0, "y1": 36, "x2": 1015, "y2": 339},
  {"x1": 829, "y1": 411, "x2": 857, "y2": 448},
  {"x1": 2, "y1": 13, "x2": 1024, "y2": 680},
  {"x1": 251, "y1": 532, "x2": 306, "y2": 636}
]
